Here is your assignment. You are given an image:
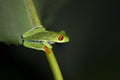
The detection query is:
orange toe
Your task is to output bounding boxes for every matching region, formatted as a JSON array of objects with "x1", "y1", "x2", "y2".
[{"x1": 44, "y1": 46, "x2": 51, "y2": 54}]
